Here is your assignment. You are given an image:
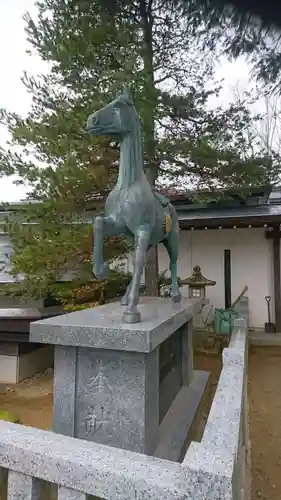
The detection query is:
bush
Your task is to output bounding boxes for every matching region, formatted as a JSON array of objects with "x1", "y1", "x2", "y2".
[
  {"x1": 0, "y1": 269, "x2": 132, "y2": 312},
  {"x1": 50, "y1": 269, "x2": 132, "y2": 311}
]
